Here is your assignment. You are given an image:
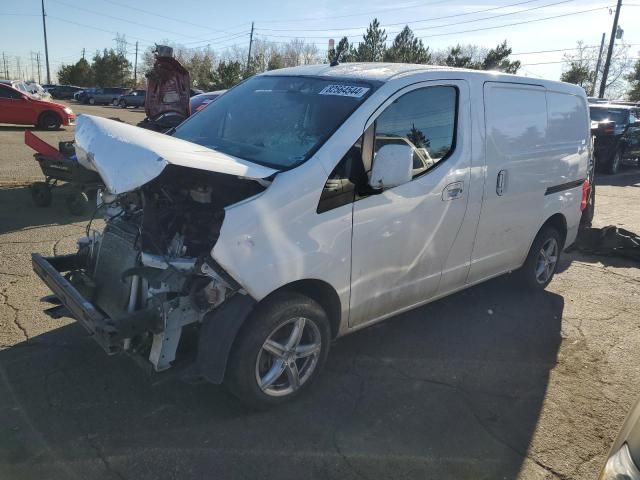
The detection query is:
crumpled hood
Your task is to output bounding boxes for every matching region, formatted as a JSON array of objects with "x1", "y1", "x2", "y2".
[{"x1": 74, "y1": 115, "x2": 278, "y2": 194}]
